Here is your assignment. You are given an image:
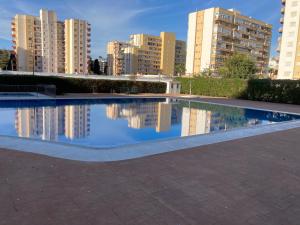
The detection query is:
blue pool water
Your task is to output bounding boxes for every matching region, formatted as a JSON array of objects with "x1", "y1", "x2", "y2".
[{"x1": 0, "y1": 98, "x2": 299, "y2": 148}]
